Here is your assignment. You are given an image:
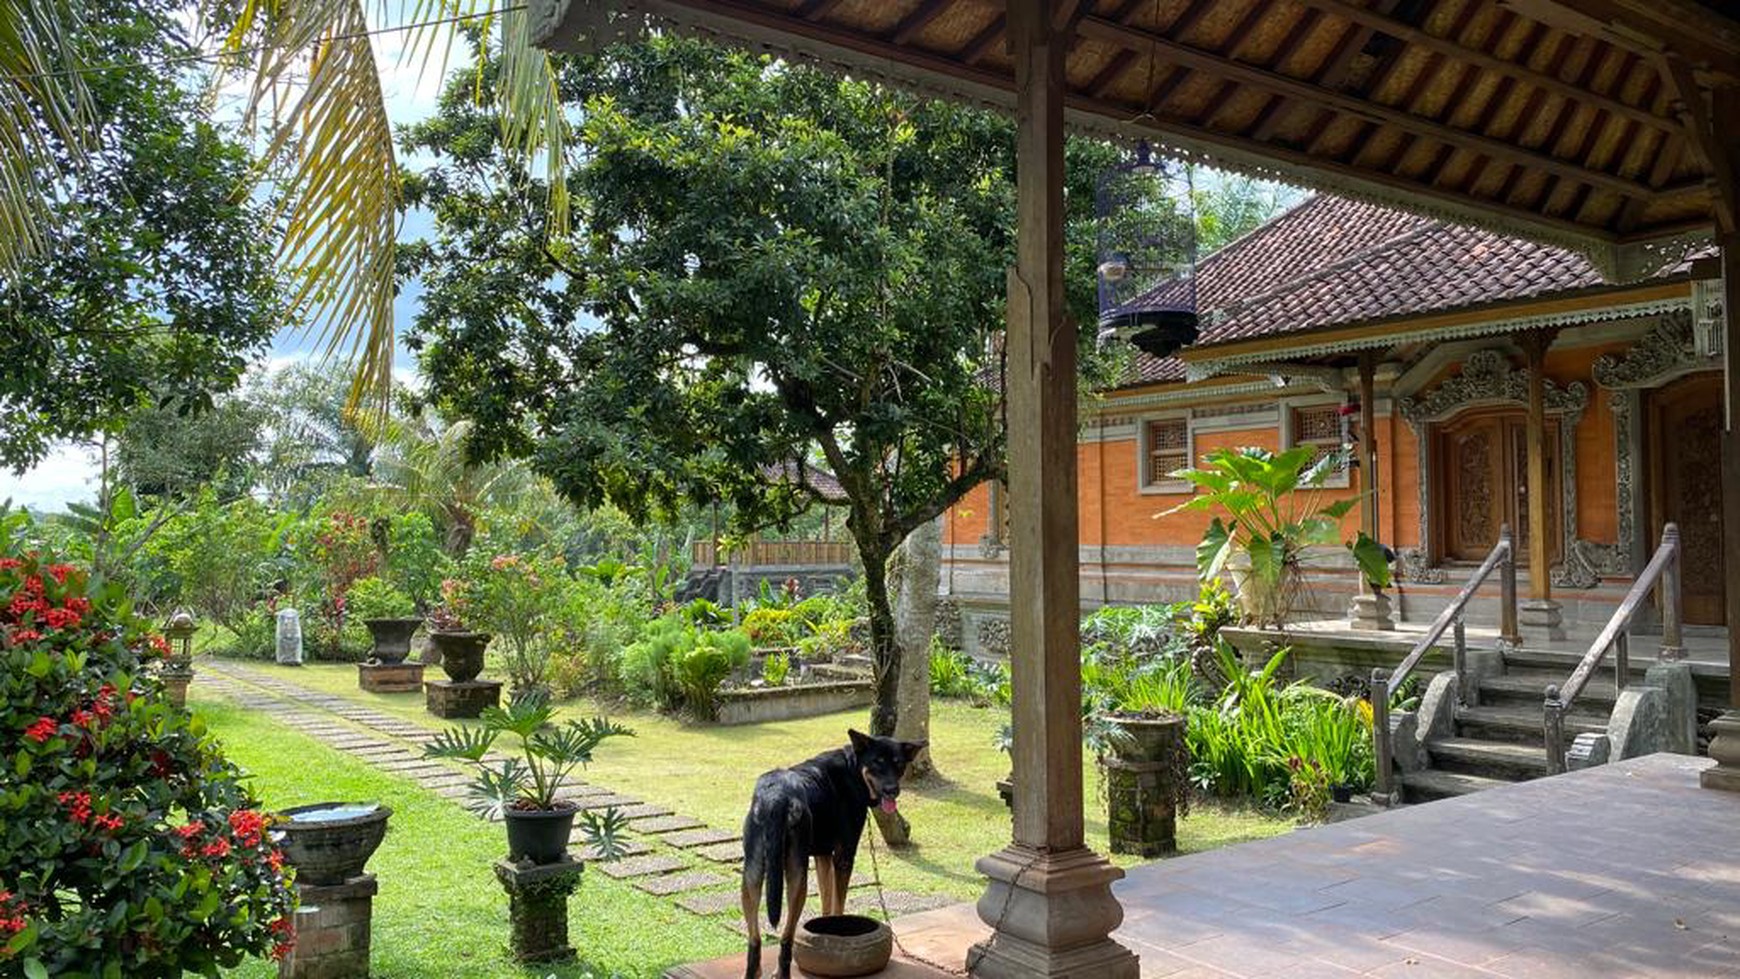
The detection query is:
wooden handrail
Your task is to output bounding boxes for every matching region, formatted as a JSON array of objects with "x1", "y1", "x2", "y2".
[
  {"x1": 1543, "y1": 523, "x2": 1681, "y2": 774},
  {"x1": 1371, "y1": 525, "x2": 1517, "y2": 805}
]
